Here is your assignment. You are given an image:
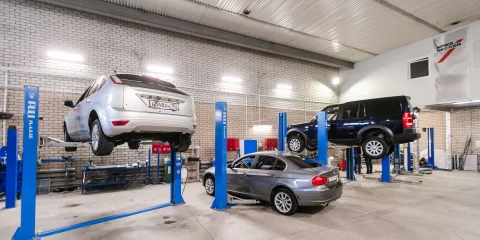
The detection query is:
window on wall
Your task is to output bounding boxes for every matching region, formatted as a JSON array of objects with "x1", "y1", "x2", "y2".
[{"x1": 409, "y1": 57, "x2": 429, "y2": 79}]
